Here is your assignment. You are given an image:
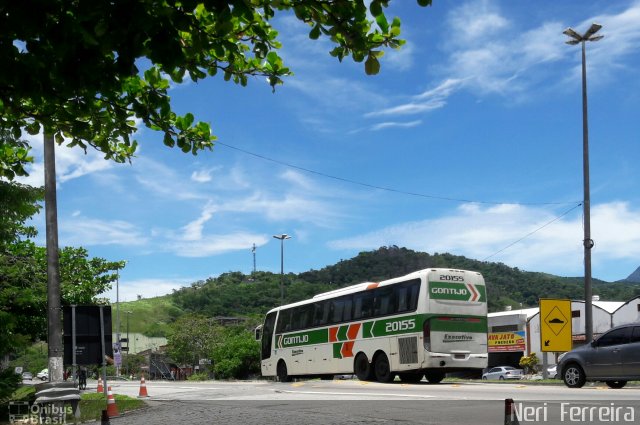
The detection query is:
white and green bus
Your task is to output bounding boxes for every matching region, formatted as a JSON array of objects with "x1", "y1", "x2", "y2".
[{"x1": 258, "y1": 268, "x2": 488, "y2": 383}]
